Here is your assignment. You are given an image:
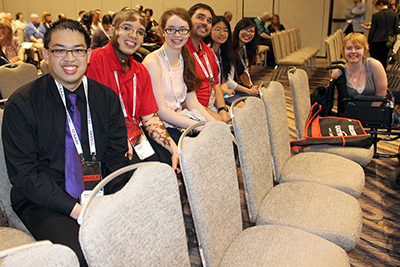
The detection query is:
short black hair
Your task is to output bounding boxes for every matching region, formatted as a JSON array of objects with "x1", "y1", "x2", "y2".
[
  {"x1": 188, "y1": 3, "x2": 216, "y2": 18},
  {"x1": 79, "y1": 10, "x2": 85, "y2": 16},
  {"x1": 375, "y1": 0, "x2": 389, "y2": 5},
  {"x1": 44, "y1": 19, "x2": 91, "y2": 49},
  {"x1": 102, "y1": 14, "x2": 113, "y2": 25}
]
